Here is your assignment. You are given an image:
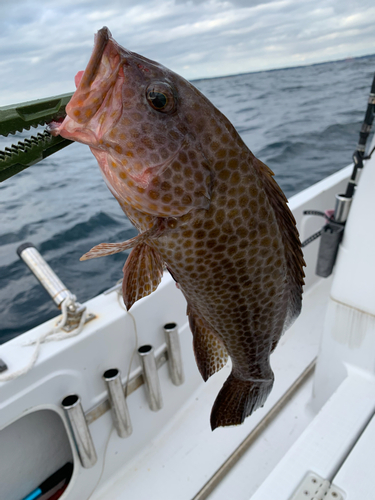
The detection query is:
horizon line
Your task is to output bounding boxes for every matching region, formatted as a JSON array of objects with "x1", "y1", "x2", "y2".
[{"x1": 191, "y1": 52, "x2": 375, "y2": 83}]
